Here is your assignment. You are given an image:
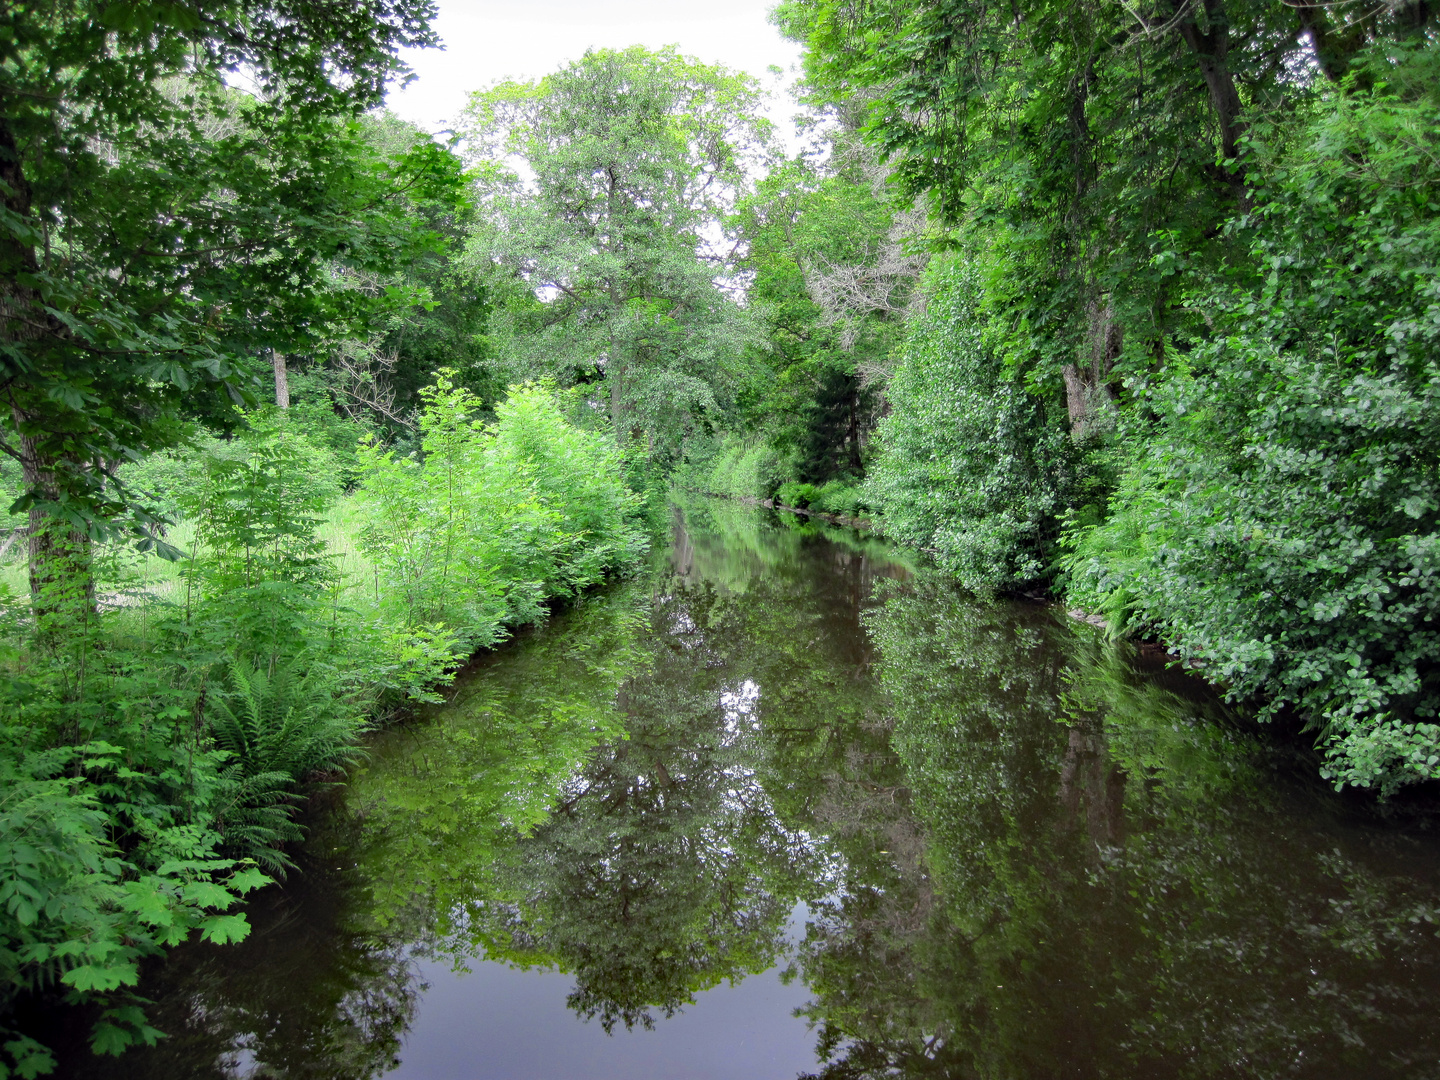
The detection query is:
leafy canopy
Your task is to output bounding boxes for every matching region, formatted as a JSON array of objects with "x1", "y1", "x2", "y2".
[{"x1": 460, "y1": 46, "x2": 773, "y2": 458}]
